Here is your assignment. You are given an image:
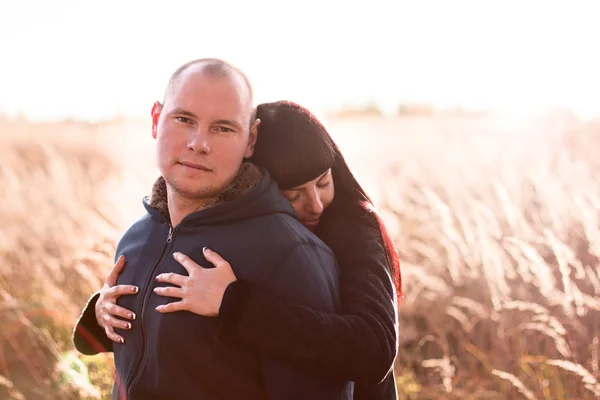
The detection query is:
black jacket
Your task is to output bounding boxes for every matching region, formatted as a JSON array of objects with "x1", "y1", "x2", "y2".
[
  {"x1": 215, "y1": 199, "x2": 399, "y2": 399},
  {"x1": 73, "y1": 165, "x2": 353, "y2": 400}
]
